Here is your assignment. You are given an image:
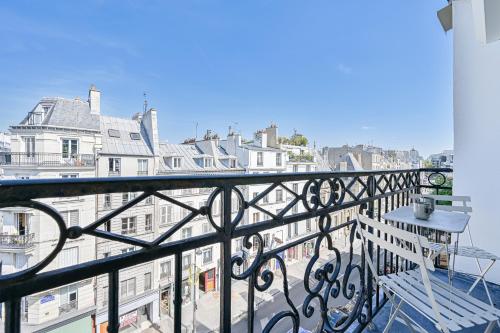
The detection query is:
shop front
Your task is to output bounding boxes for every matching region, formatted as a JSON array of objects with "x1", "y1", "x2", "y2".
[{"x1": 198, "y1": 268, "x2": 216, "y2": 292}]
